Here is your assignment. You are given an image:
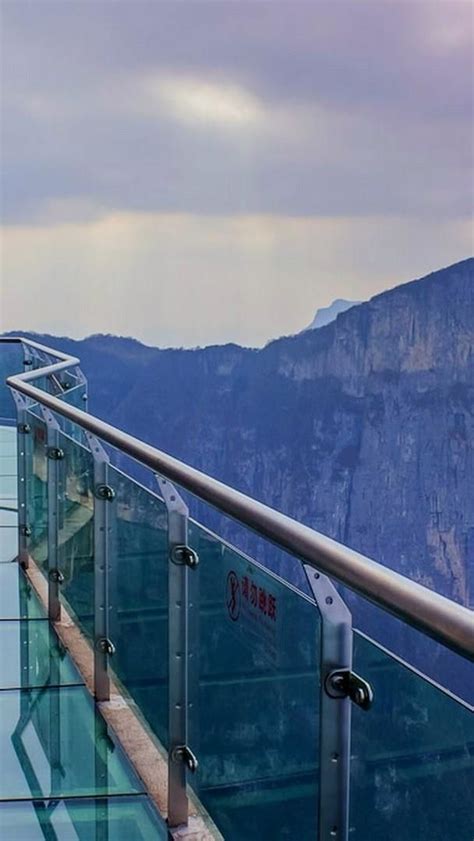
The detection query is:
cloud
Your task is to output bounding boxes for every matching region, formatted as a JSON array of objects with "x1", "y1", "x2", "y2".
[
  {"x1": 141, "y1": 75, "x2": 265, "y2": 129},
  {"x1": 1, "y1": 2, "x2": 471, "y2": 346},
  {"x1": 1, "y1": 1, "x2": 472, "y2": 225}
]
